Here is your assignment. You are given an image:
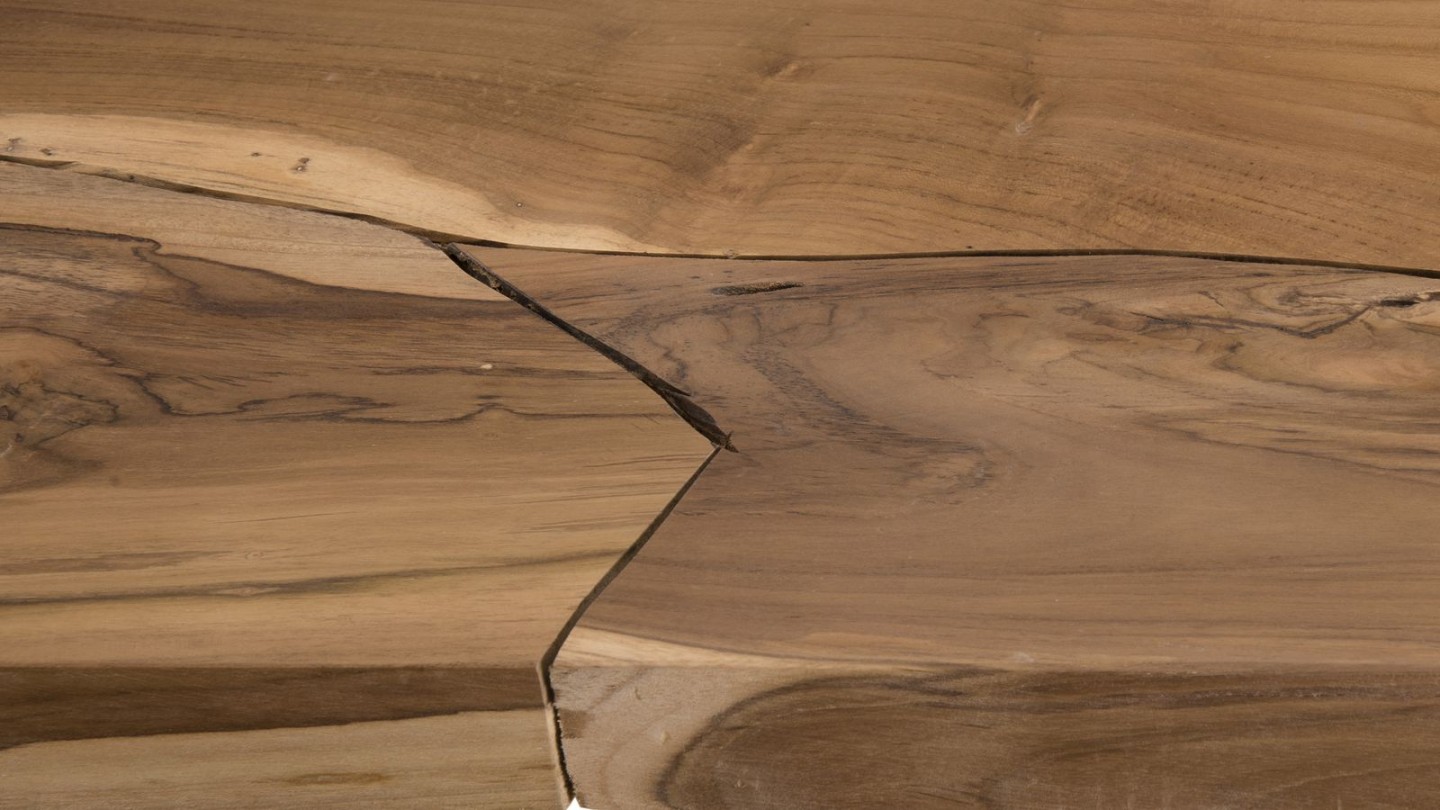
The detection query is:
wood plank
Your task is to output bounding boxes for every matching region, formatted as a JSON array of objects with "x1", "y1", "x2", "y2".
[
  {"x1": 1, "y1": 710, "x2": 558, "y2": 809},
  {"x1": 471, "y1": 246, "x2": 1440, "y2": 809},
  {"x1": 0, "y1": 164, "x2": 712, "y2": 808},
  {"x1": 0, "y1": 1, "x2": 1438, "y2": 262},
  {"x1": 0, "y1": 671, "x2": 556, "y2": 809}
]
